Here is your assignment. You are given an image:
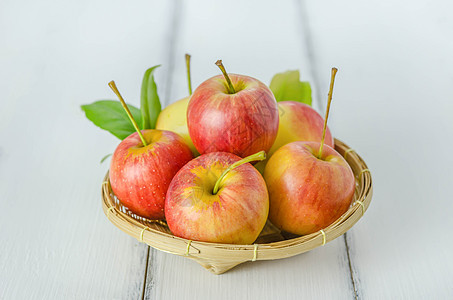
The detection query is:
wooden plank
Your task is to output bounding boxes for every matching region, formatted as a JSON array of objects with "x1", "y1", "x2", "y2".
[
  {"x1": 144, "y1": 1, "x2": 355, "y2": 299},
  {"x1": 164, "y1": 0, "x2": 321, "y2": 110},
  {"x1": 305, "y1": 0, "x2": 453, "y2": 298},
  {"x1": 145, "y1": 241, "x2": 354, "y2": 299},
  {"x1": 0, "y1": 1, "x2": 175, "y2": 298}
]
